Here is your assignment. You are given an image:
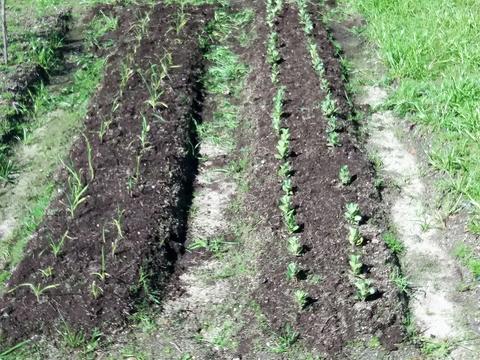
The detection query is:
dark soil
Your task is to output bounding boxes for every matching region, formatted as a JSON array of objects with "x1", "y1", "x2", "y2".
[
  {"x1": 246, "y1": 2, "x2": 405, "y2": 356},
  {"x1": 0, "y1": 3, "x2": 211, "y2": 345}
]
